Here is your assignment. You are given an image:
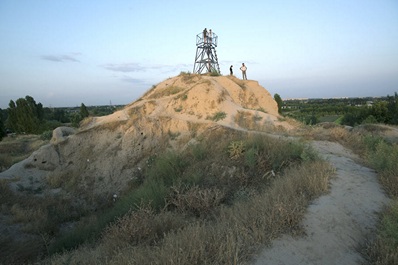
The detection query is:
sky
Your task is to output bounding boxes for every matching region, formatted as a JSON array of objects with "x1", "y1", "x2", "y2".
[{"x1": 0, "y1": 0, "x2": 397, "y2": 108}]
